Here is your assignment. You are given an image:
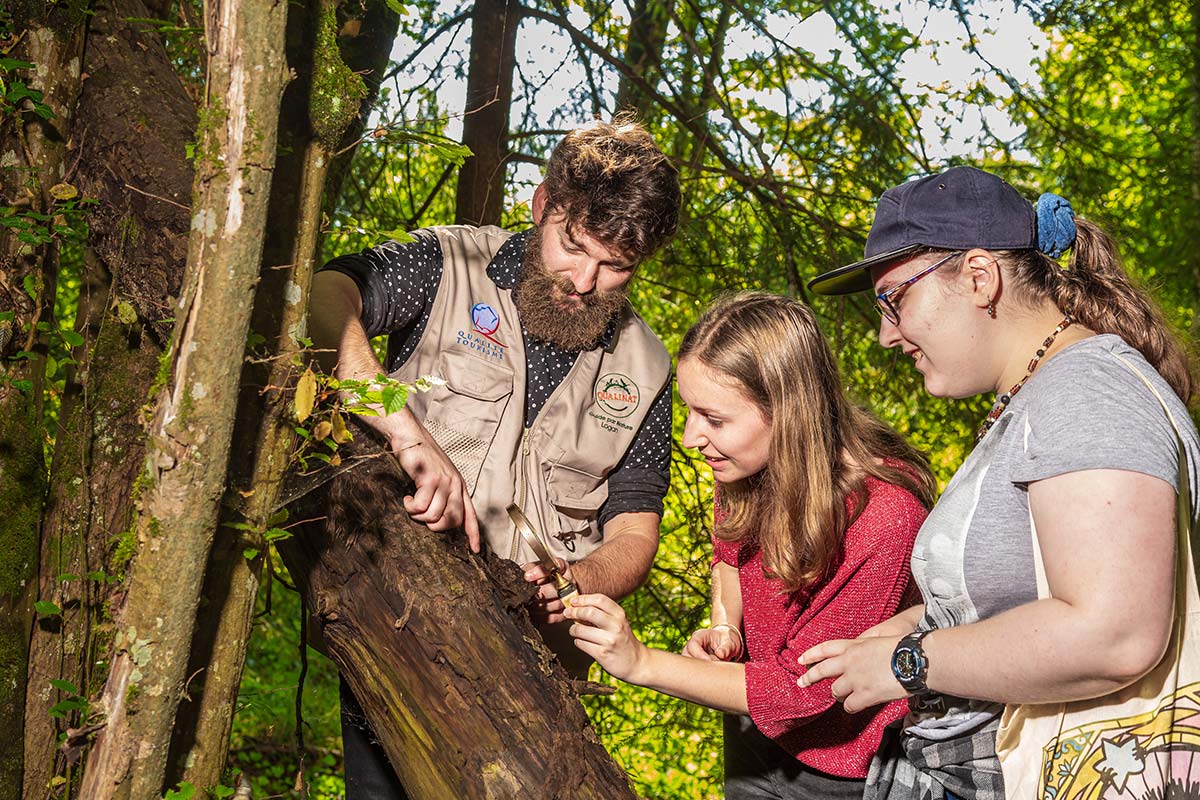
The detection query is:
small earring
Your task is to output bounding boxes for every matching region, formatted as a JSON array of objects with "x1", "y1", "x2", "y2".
[{"x1": 987, "y1": 301, "x2": 997, "y2": 319}]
